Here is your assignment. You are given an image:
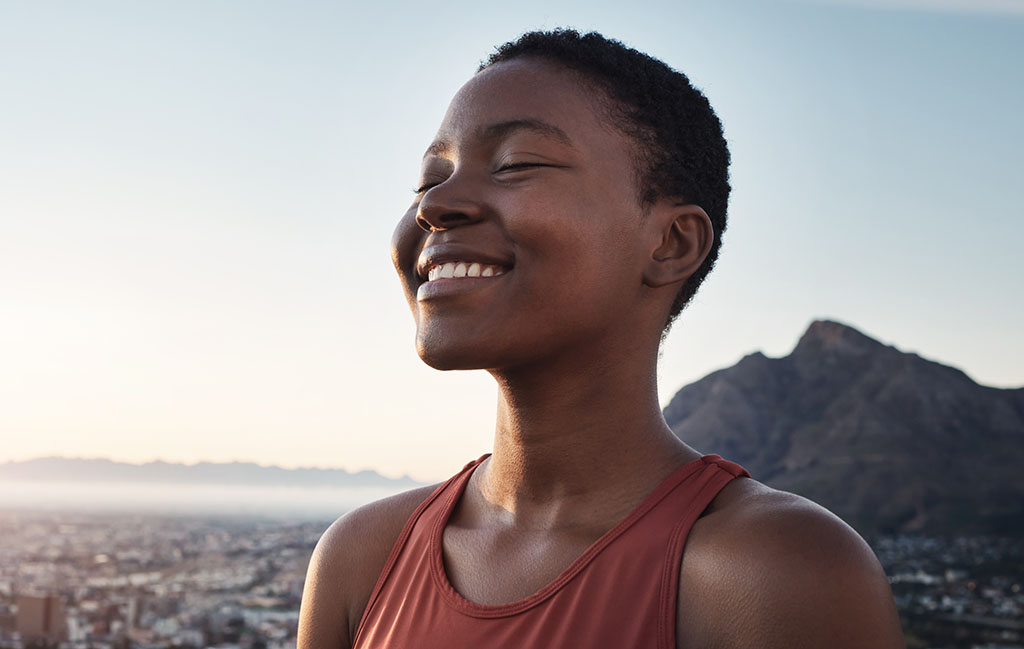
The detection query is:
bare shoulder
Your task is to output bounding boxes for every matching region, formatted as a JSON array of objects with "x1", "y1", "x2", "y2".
[
  {"x1": 297, "y1": 483, "x2": 439, "y2": 649},
  {"x1": 677, "y1": 478, "x2": 905, "y2": 649}
]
